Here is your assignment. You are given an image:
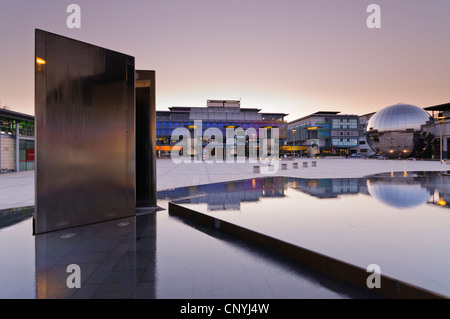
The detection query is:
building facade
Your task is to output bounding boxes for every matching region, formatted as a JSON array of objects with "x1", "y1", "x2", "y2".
[
  {"x1": 156, "y1": 100, "x2": 287, "y2": 158},
  {"x1": 287, "y1": 111, "x2": 360, "y2": 157},
  {"x1": 358, "y1": 112, "x2": 376, "y2": 157},
  {"x1": 423, "y1": 103, "x2": 450, "y2": 160},
  {"x1": 0, "y1": 109, "x2": 35, "y2": 172}
]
